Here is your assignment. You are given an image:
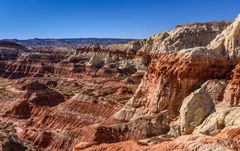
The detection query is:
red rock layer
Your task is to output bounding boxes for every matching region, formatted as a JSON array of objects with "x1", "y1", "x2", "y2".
[
  {"x1": 223, "y1": 64, "x2": 240, "y2": 106},
  {"x1": 13, "y1": 94, "x2": 121, "y2": 151},
  {"x1": 218, "y1": 127, "x2": 240, "y2": 142},
  {"x1": 19, "y1": 129, "x2": 83, "y2": 151},
  {"x1": 28, "y1": 100, "x2": 120, "y2": 130},
  {"x1": 0, "y1": 54, "x2": 143, "y2": 80},
  {"x1": 0, "y1": 61, "x2": 83, "y2": 79}
]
